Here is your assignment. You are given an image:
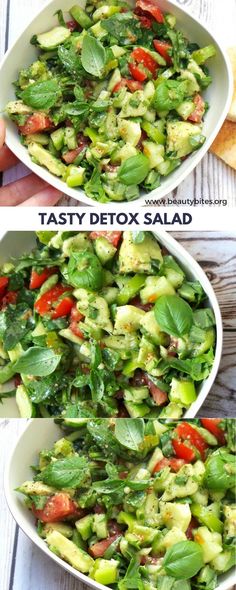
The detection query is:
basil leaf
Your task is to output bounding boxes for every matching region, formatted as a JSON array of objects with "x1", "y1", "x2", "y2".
[
  {"x1": 39, "y1": 456, "x2": 90, "y2": 489},
  {"x1": 81, "y1": 35, "x2": 106, "y2": 78},
  {"x1": 64, "y1": 101, "x2": 90, "y2": 117},
  {"x1": 67, "y1": 251, "x2": 103, "y2": 290},
  {"x1": 163, "y1": 541, "x2": 204, "y2": 579},
  {"x1": 21, "y1": 80, "x2": 61, "y2": 110},
  {"x1": 115, "y1": 418, "x2": 144, "y2": 450},
  {"x1": 154, "y1": 295, "x2": 193, "y2": 337},
  {"x1": 153, "y1": 80, "x2": 188, "y2": 112},
  {"x1": 118, "y1": 154, "x2": 150, "y2": 186},
  {"x1": 14, "y1": 347, "x2": 61, "y2": 376},
  {"x1": 204, "y1": 452, "x2": 236, "y2": 490}
]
